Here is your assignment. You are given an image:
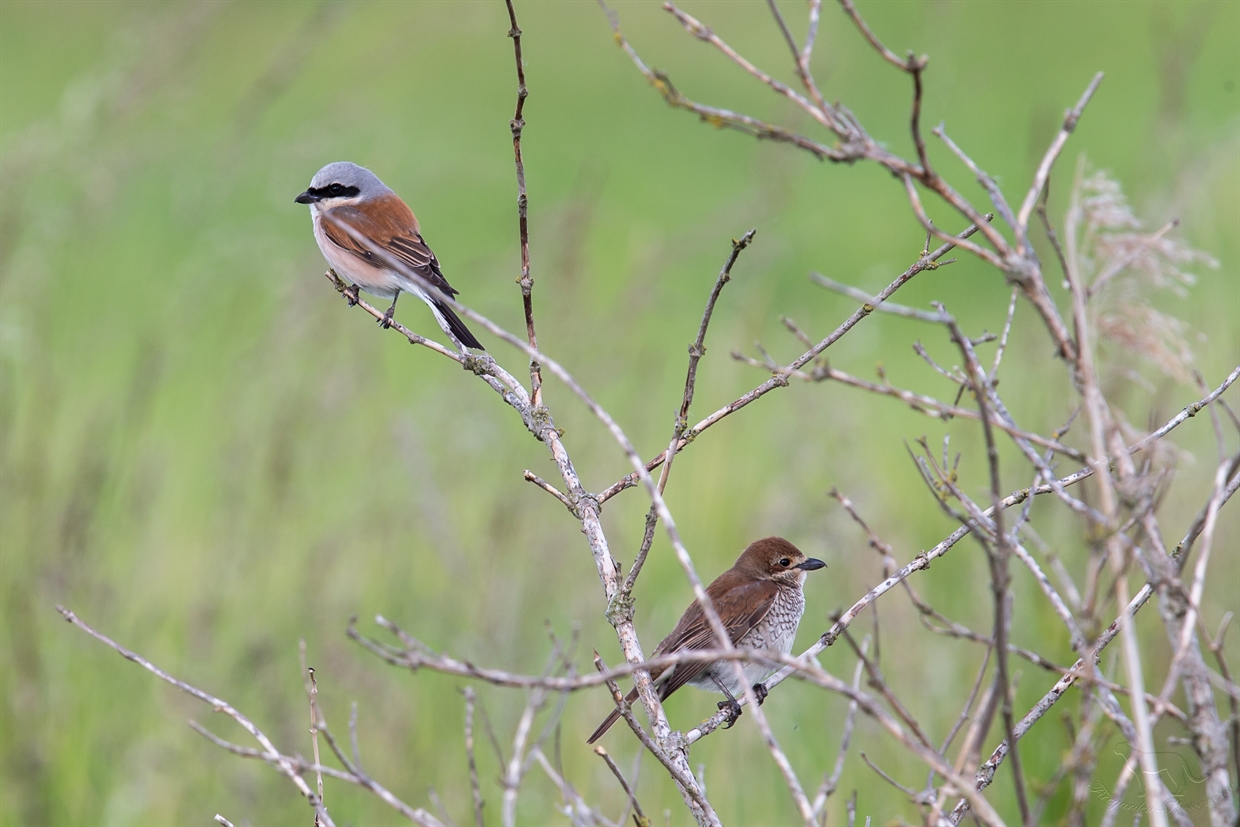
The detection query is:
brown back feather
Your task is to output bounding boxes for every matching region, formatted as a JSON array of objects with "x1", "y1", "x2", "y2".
[
  {"x1": 321, "y1": 197, "x2": 459, "y2": 297},
  {"x1": 652, "y1": 575, "x2": 779, "y2": 699}
]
